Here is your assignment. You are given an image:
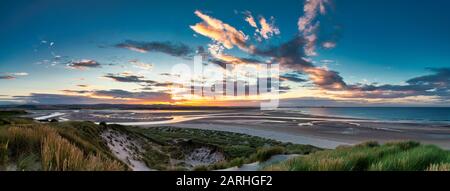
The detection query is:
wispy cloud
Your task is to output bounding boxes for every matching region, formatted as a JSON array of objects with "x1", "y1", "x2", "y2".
[
  {"x1": 92, "y1": 89, "x2": 172, "y2": 101},
  {"x1": 103, "y1": 72, "x2": 156, "y2": 84},
  {"x1": 244, "y1": 12, "x2": 280, "y2": 41},
  {"x1": 61, "y1": 90, "x2": 91, "y2": 94},
  {"x1": 116, "y1": 40, "x2": 193, "y2": 57},
  {"x1": 61, "y1": 88, "x2": 173, "y2": 102},
  {"x1": 280, "y1": 72, "x2": 307, "y2": 83},
  {"x1": 304, "y1": 67, "x2": 346, "y2": 90},
  {"x1": 298, "y1": 0, "x2": 329, "y2": 31},
  {"x1": 102, "y1": 71, "x2": 183, "y2": 96},
  {"x1": 0, "y1": 75, "x2": 15, "y2": 80},
  {"x1": 322, "y1": 41, "x2": 336, "y2": 49},
  {"x1": 342, "y1": 68, "x2": 450, "y2": 99},
  {"x1": 190, "y1": 2, "x2": 347, "y2": 94},
  {"x1": 298, "y1": 0, "x2": 331, "y2": 56},
  {"x1": 191, "y1": 10, "x2": 251, "y2": 52},
  {"x1": 209, "y1": 51, "x2": 262, "y2": 67},
  {"x1": 244, "y1": 12, "x2": 258, "y2": 28},
  {"x1": 259, "y1": 16, "x2": 280, "y2": 40},
  {"x1": 129, "y1": 59, "x2": 153, "y2": 70},
  {"x1": 0, "y1": 72, "x2": 29, "y2": 80},
  {"x1": 10, "y1": 72, "x2": 29, "y2": 76},
  {"x1": 252, "y1": 36, "x2": 348, "y2": 90},
  {"x1": 67, "y1": 59, "x2": 101, "y2": 70},
  {"x1": 13, "y1": 93, "x2": 124, "y2": 105}
]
